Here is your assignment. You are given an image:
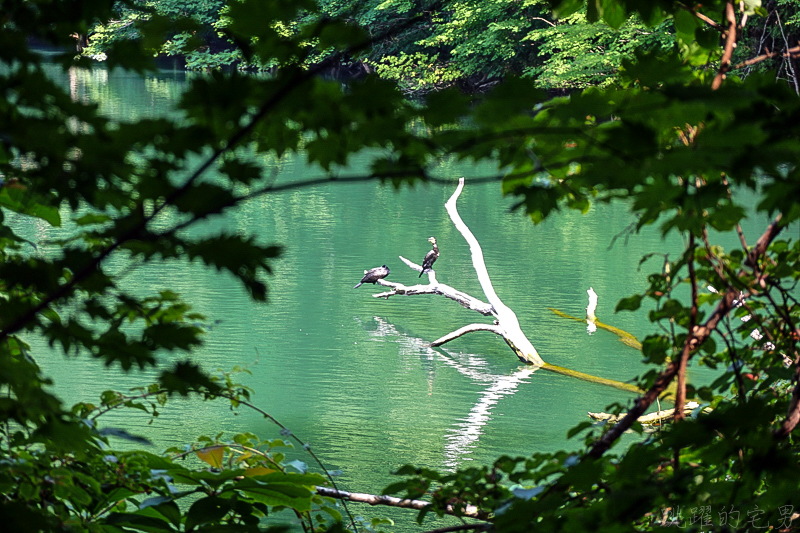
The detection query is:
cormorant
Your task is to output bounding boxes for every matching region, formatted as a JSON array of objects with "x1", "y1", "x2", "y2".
[
  {"x1": 353, "y1": 265, "x2": 390, "y2": 288},
  {"x1": 419, "y1": 237, "x2": 439, "y2": 277}
]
